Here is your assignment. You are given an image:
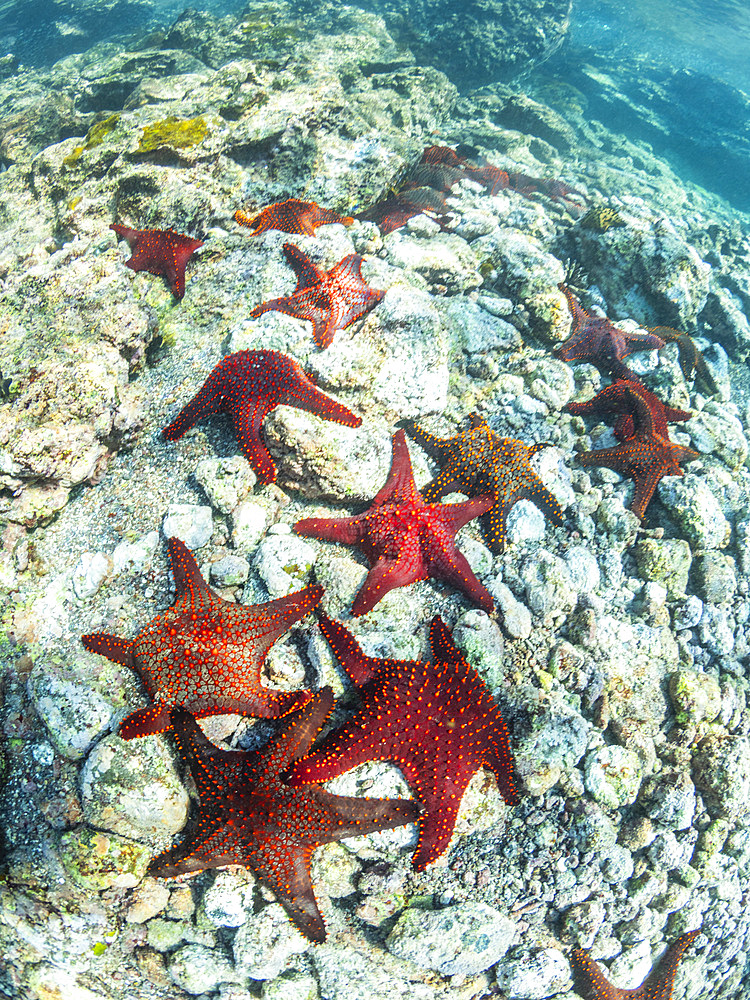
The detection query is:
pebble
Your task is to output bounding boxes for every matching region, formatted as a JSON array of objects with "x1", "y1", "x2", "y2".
[
  {"x1": 495, "y1": 947, "x2": 571, "y2": 999},
  {"x1": 693, "y1": 733, "x2": 750, "y2": 819},
  {"x1": 233, "y1": 500, "x2": 270, "y2": 551},
  {"x1": 386, "y1": 901, "x2": 516, "y2": 976},
  {"x1": 564, "y1": 545, "x2": 600, "y2": 593},
  {"x1": 506, "y1": 500, "x2": 546, "y2": 544},
  {"x1": 162, "y1": 503, "x2": 214, "y2": 549},
  {"x1": 672, "y1": 595, "x2": 704, "y2": 630},
  {"x1": 169, "y1": 943, "x2": 236, "y2": 995},
  {"x1": 233, "y1": 904, "x2": 310, "y2": 980},
  {"x1": 691, "y1": 552, "x2": 737, "y2": 604},
  {"x1": 28, "y1": 666, "x2": 117, "y2": 760},
  {"x1": 491, "y1": 579, "x2": 532, "y2": 639},
  {"x1": 584, "y1": 745, "x2": 642, "y2": 809},
  {"x1": 656, "y1": 474, "x2": 730, "y2": 550},
  {"x1": 210, "y1": 553, "x2": 250, "y2": 587},
  {"x1": 202, "y1": 871, "x2": 254, "y2": 928},
  {"x1": 195, "y1": 455, "x2": 256, "y2": 514},
  {"x1": 261, "y1": 971, "x2": 319, "y2": 1000},
  {"x1": 252, "y1": 525, "x2": 316, "y2": 597},
  {"x1": 80, "y1": 733, "x2": 189, "y2": 840},
  {"x1": 634, "y1": 538, "x2": 692, "y2": 600},
  {"x1": 112, "y1": 530, "x2": 160, "y2": 575},
  {"x1": 72, "y1": 551, "x2": 110, "y2": 600}
]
